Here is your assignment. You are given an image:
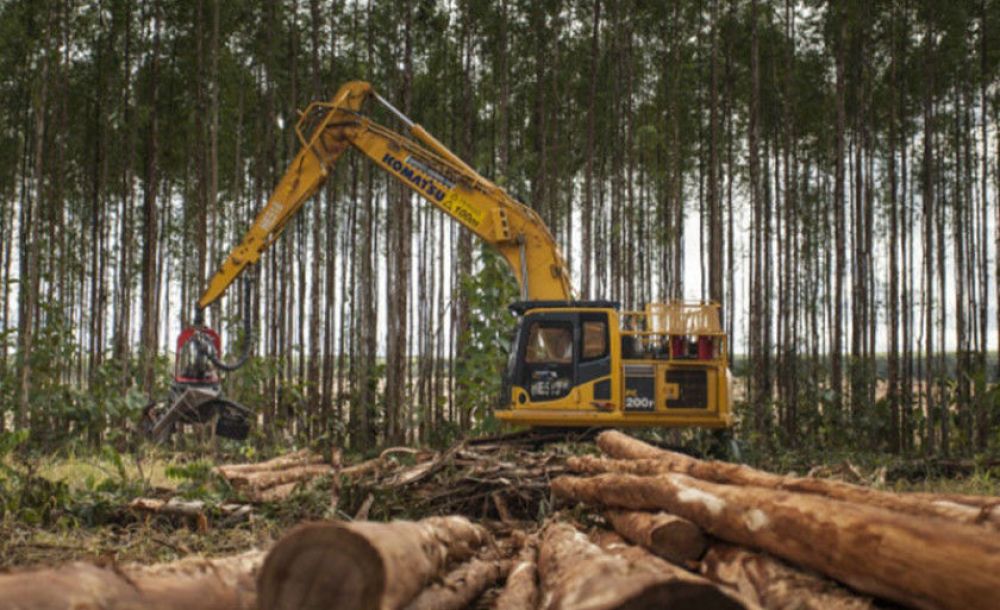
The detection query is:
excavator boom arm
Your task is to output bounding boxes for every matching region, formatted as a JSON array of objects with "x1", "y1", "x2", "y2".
[{"x1": 199, "y1": 81, "x2": 572, "y2": 309}]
